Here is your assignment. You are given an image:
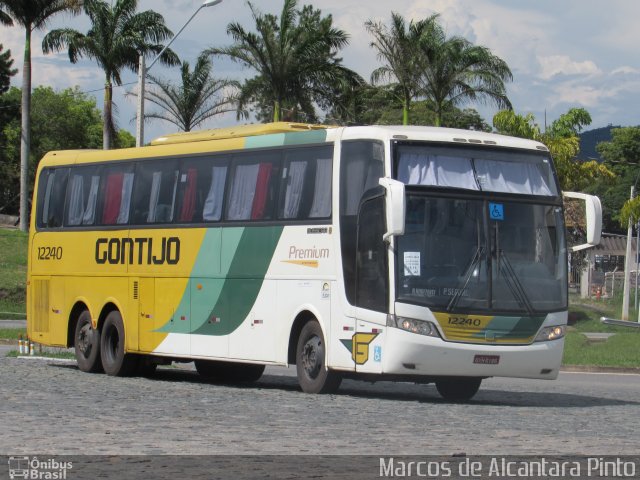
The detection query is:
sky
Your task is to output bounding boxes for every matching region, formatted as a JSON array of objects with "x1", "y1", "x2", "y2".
[{"x1": 2, "y1": 0, "x2": 639, "y2": 144}]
